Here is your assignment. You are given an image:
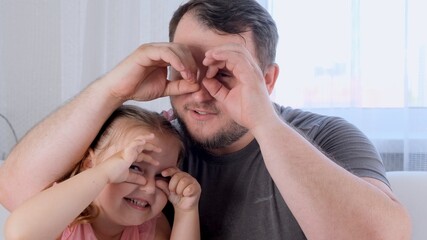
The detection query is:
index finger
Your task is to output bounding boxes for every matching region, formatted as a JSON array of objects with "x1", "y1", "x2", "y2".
[
  {"x1": 163, "y1": 77, "x2": 200, "y2": 96},
  {"x1": 125, "y1": 172, "x2": 147, "y2": 185},
  {"x1": 203, "y1": 43, "x2": 261, "y2": 83},
  {"x1": 168, "y1": 44, "x2": 198, "y2": 82},
  {"x1": 126, "y1": 136, "x2": 160, "y2": 166},
  {"x1": 140, "y1": 43, "x2": 198, "y2": 82}
]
